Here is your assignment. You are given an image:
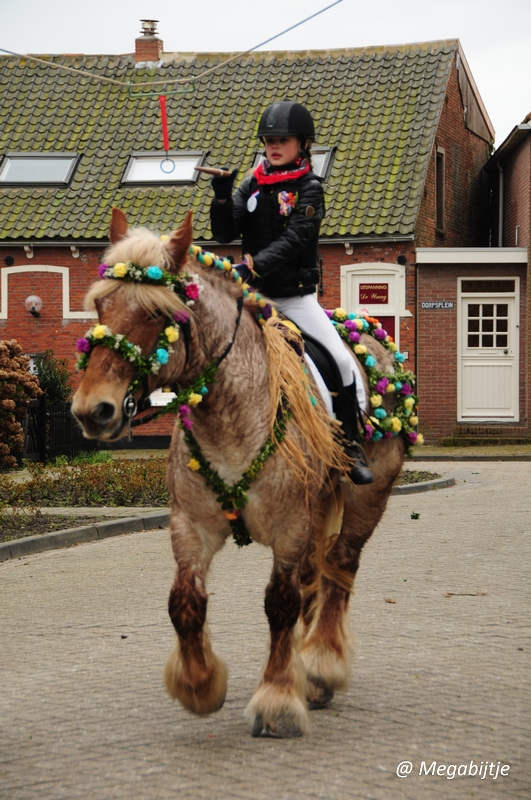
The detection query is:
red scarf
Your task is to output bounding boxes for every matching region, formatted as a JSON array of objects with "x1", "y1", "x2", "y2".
[{"x1": 254, "y1": 158, "x2": 310, "y2": 186}]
